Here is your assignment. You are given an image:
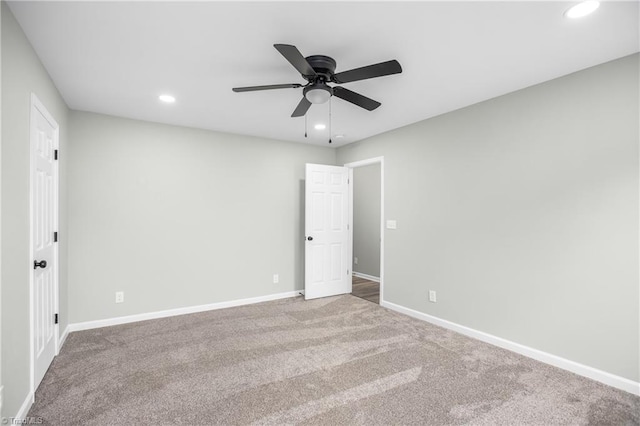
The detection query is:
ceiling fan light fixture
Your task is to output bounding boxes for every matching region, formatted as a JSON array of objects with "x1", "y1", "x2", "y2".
[
  {"x1": 304, "y1": 84, "x2": 332, "y2": 104},
  {"x1": 564, "y1": 1, "x2": 599, "y2": 18}
]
